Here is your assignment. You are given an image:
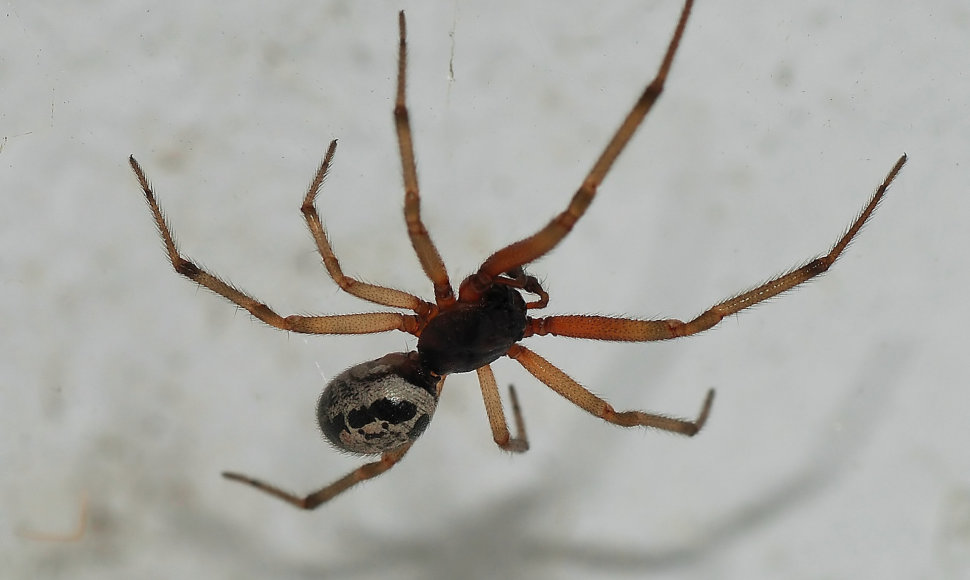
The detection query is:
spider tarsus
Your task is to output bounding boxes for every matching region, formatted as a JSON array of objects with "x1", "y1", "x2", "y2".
[
  {"x1": 692, "y1": 388, "x2": 716, "y2": 434},
  {"x1": 222, "y1": 472, "x2": 310, "y2": 509},
  {"x1": 128, "y1": 155, "x2": 148, "y2": 186},
  {"x1": 505, "y1": 384, "x2": 530, "y2": 452},
  {"x1": 221, "y1": 471, "x2": 246, "y2": 483}
]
